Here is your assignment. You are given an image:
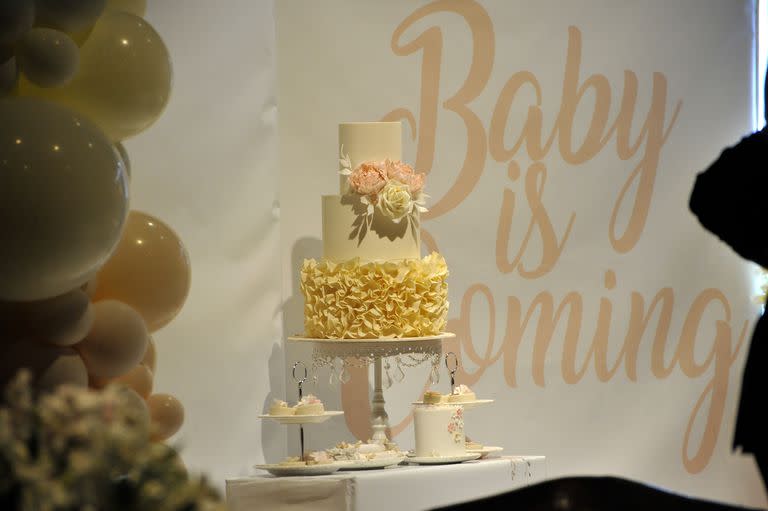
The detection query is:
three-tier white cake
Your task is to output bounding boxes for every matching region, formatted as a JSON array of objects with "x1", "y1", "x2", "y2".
[{"x1": 300, "y1": 122, "x2": 449, "y2": 339}]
